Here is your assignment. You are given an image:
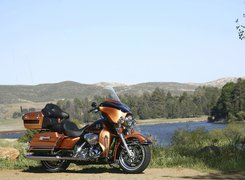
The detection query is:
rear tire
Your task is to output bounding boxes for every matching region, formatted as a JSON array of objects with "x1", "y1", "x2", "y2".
[
  {"x1": 119, "y1": 144, "x2": 151, "y2": 173},
  {"x1": 41, "y1": 160, "x2": 70, "y2": 172}
]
